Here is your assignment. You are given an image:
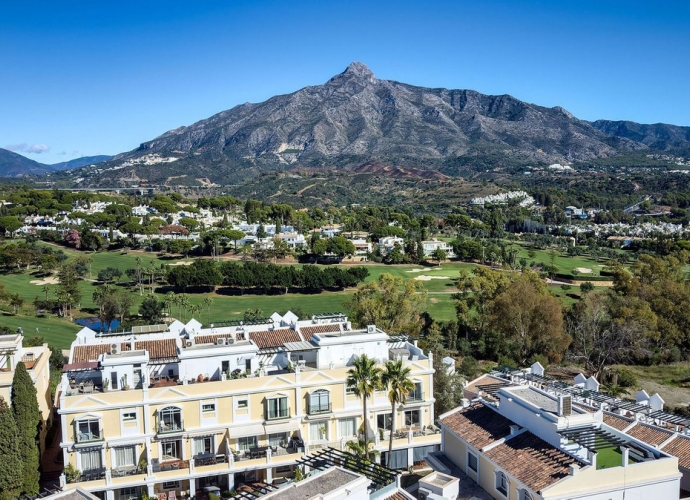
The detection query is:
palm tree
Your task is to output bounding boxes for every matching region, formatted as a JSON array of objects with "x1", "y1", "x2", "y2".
[
  {"x1": 164, "y1": 291, "x2": 175, "y2": 318},
  {"x1": 381, "y1": 360, "x2": 415, "y2": 467},
  {"x1": 180, "y1": 294, "x2": 190, "y2": 322},
  {"x1": 346, "y1": 354, "x2": 382, "y2": 455},
  {"x1": 203, "y1": 297, "x2": 214, "y2": 325},
  {"x1": 346, "y1": 438, "x2": 380, "y2": 462}
]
